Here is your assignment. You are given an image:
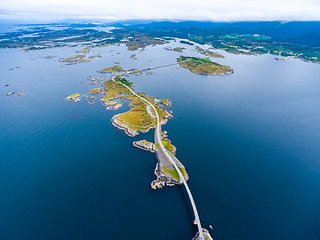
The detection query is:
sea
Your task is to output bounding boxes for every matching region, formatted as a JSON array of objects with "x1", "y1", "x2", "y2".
[{"x1": 1, "y1": 40, "x2": 320, "y2": 240}]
